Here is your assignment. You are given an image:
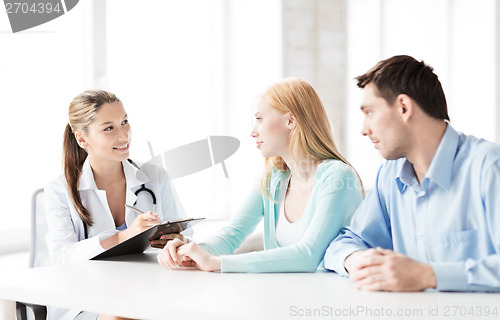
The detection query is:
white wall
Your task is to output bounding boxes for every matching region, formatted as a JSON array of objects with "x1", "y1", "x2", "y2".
[
  {"x1": 0, "y1": 2, "x2": 90, "y2": 237},
  {"x1": 104, "y1": 0, "x2": 282, "y2": 220},
  {"x1": 345, "y1": 0, "x2": 496, "y2": 188},
  {"x1": 0, "y1": 0, "x2": 282, "y2": 251},
  {"x1": 0, "y1": 0, "x2": 497, "y2": 252}
]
